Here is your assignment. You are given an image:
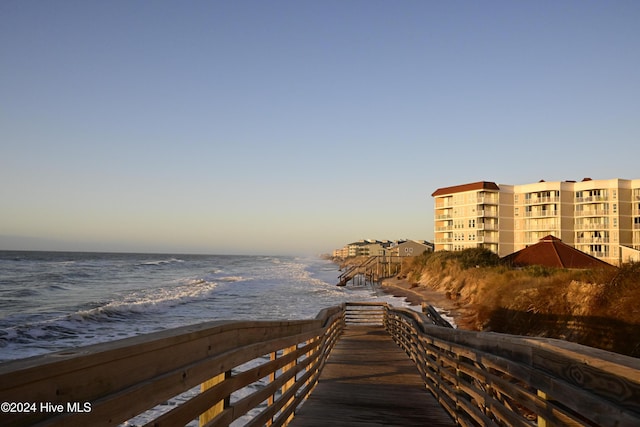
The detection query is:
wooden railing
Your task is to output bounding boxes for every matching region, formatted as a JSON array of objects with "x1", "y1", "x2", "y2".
[
  {"x1": 0, "y1": 306, "x2": 345, "y2": 427},
  {"x1": 382, "y1": 304, "x2": 640, "y2": 427},
  {"x1": 337, "y1": 256, "x2": 403, "y2": 286},
  {"x1": 2, "y1": 303, "x2": 639, "y2": 427}
]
